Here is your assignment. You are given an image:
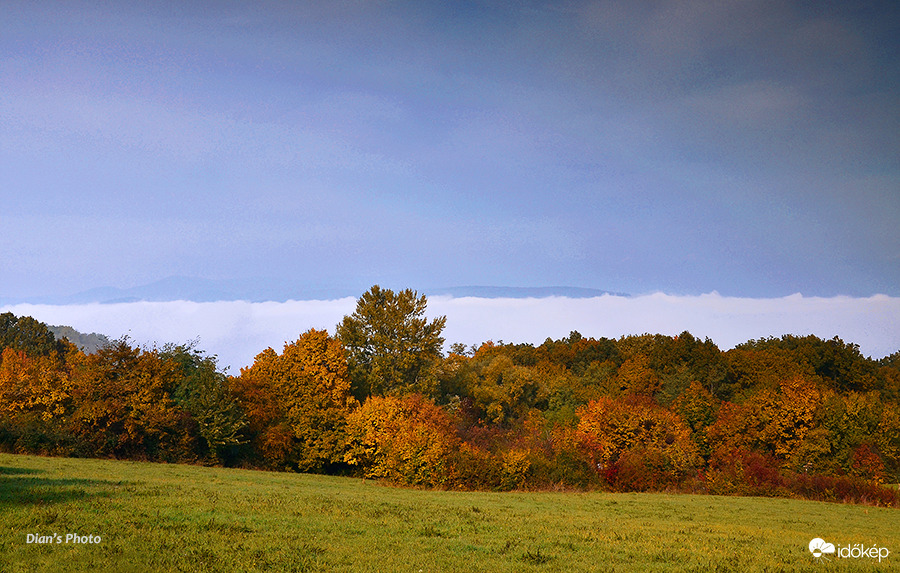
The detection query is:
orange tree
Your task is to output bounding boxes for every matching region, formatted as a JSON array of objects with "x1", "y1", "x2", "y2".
[
  {"x1": 610, "y1": 354, "x2": 661, "y2": 397},
  {"x1": 233, "y1": 329, "x2": 356, "y2": 472},
  {"x1": 0, "y1": 342, "x2": 80, "y2": 455},
  {"x1": 344, "y1": 393, "x2": 459, "y2": 487},
  {"x1": 68, "y1": 339, "x2": 195, "y2": 460},
  {"x1": 576, "y1": 394, "x2": 699, "y2": 491},
  {"x1": 0, "y1": 345, "x2": 74, "y2": 423},
  {"x1": 706, "y1": 376, "x2": 829, "y2": 471}
]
